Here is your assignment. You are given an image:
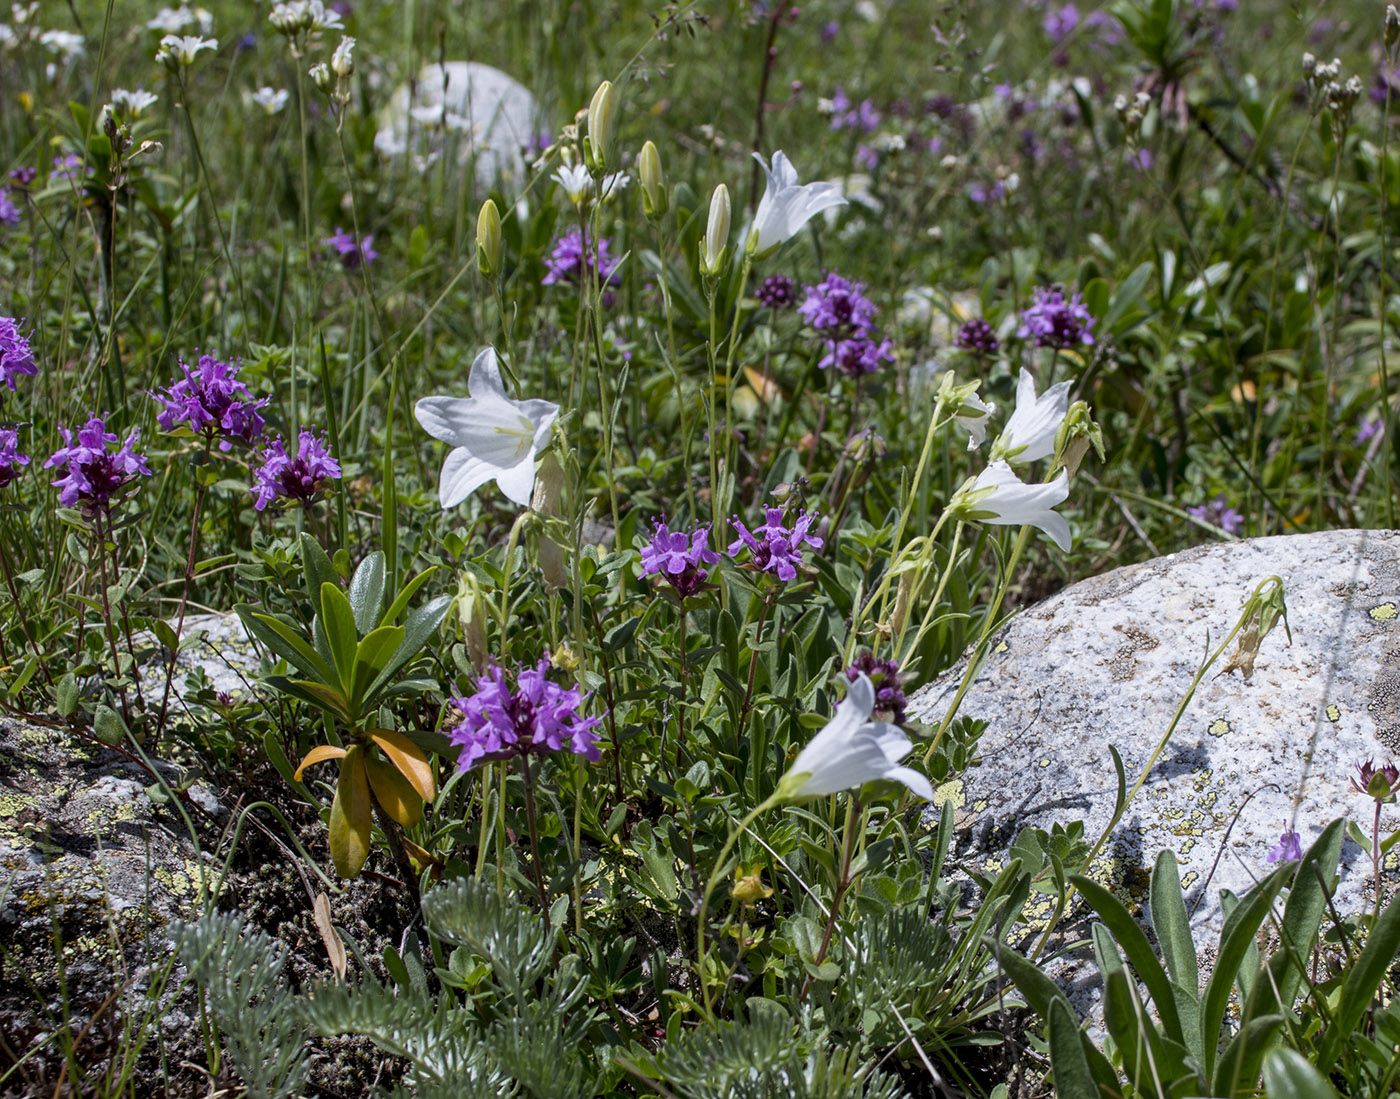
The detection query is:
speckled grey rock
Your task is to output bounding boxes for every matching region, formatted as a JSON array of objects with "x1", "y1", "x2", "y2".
[
  {"x1": 140, "y1": 611, "x2": 261, "y2": 701},
  {"x1": 910, "y1": 529, "x2": 1399, "y2": 969},
  {"x1": 374, "y1": 62, "x2": 540, "y2": 185}
]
